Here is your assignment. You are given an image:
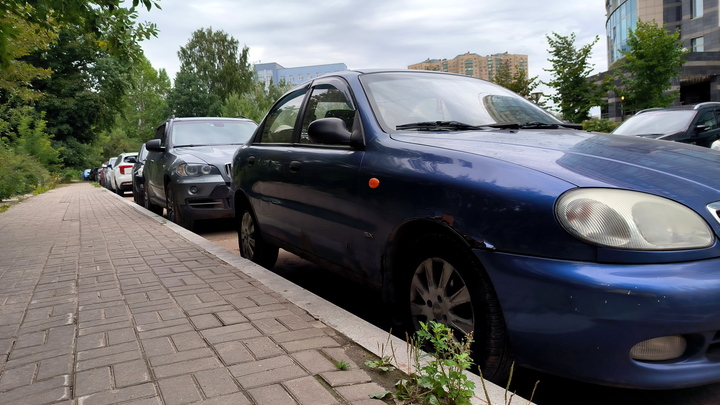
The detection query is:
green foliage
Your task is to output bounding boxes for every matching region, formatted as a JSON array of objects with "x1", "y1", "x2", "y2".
[
  {"x1": 365, "y1": 357, "x2": 396, "y2": 372},
  {"x1": 178, "y1": 28, "x2": 254, "y2": 103},
  {"x1": 614, "y1": 20, "x2": 688, "y2": 111},
  {"x1": 492, "y1": 62, "x2": 540, "y2": 99},
  {"x1": 167, "y1": 71, "x2": 222, "y2": 117},
  {"x1": 582, "y1": 117, "x2": 620, "y2": 133},
  {"x1": 334, "y1": 361, "x2": 350, "y2": 371},
  {"x1": 0, "y1": 145, "x2": 53, "y2": 200},
  {"x1": 543, "y1": 33, "x2": 609, "y2": 124},
  {"x1": 221, "y1": 80, "x2": 292, "y2": 122},
  {"x1": 391, "y1": 322, "x2": 475, "y2": 405}
]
